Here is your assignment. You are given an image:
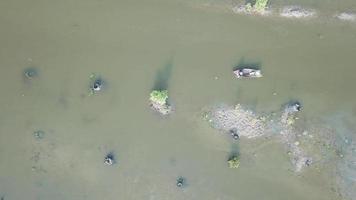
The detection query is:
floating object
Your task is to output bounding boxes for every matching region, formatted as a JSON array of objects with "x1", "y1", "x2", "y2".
[
  {"x1": 104, "y1": 153, "x2": 115, "y2": 166},
  {"x1": 233, "y1": 68, "x2": 262, "y2": 78}
]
